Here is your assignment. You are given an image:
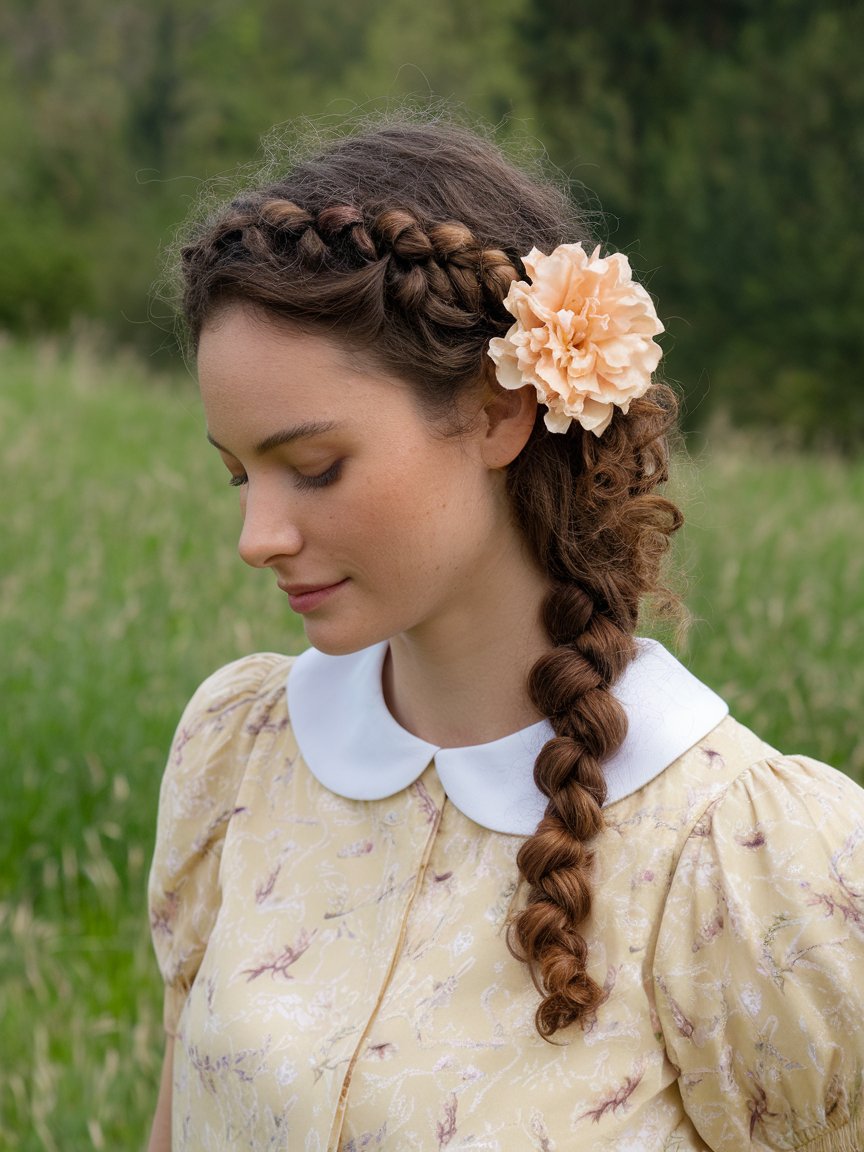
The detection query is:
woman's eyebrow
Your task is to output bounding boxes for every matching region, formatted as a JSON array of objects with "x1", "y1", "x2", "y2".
[{"x1": 206, "y1": 419, "x2": 339, "y2": 455}]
